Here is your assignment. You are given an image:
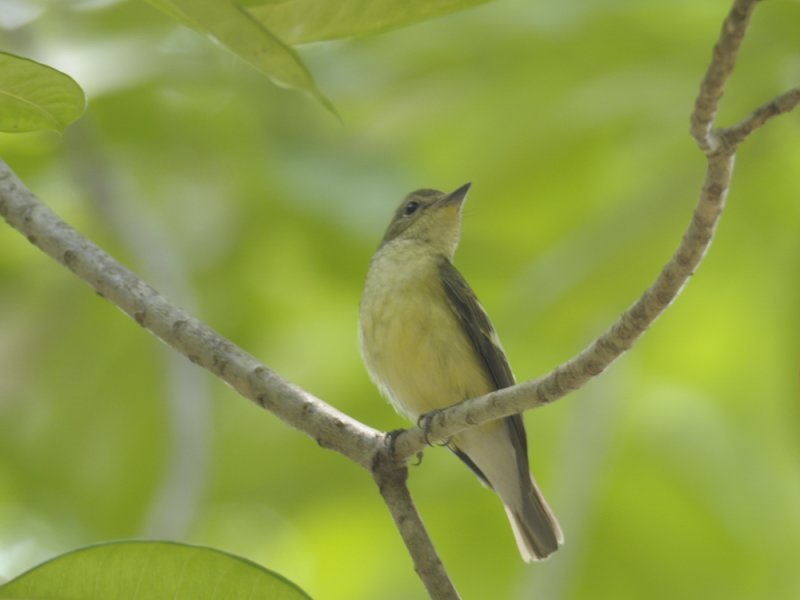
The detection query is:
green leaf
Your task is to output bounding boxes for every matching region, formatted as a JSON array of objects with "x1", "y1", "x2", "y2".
[
  {"x1": 147, "y1": 0, "x2": 335, "y2": 114},
  {"x1": 0, "y1": 541, "x2": 312, "y2": 600},
  {"x1": 0, "y1": 52, "x2": 86, "y2": 133},
  {"x1": 246, "y1": 0, "x2": 494, "y2": 45}
]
